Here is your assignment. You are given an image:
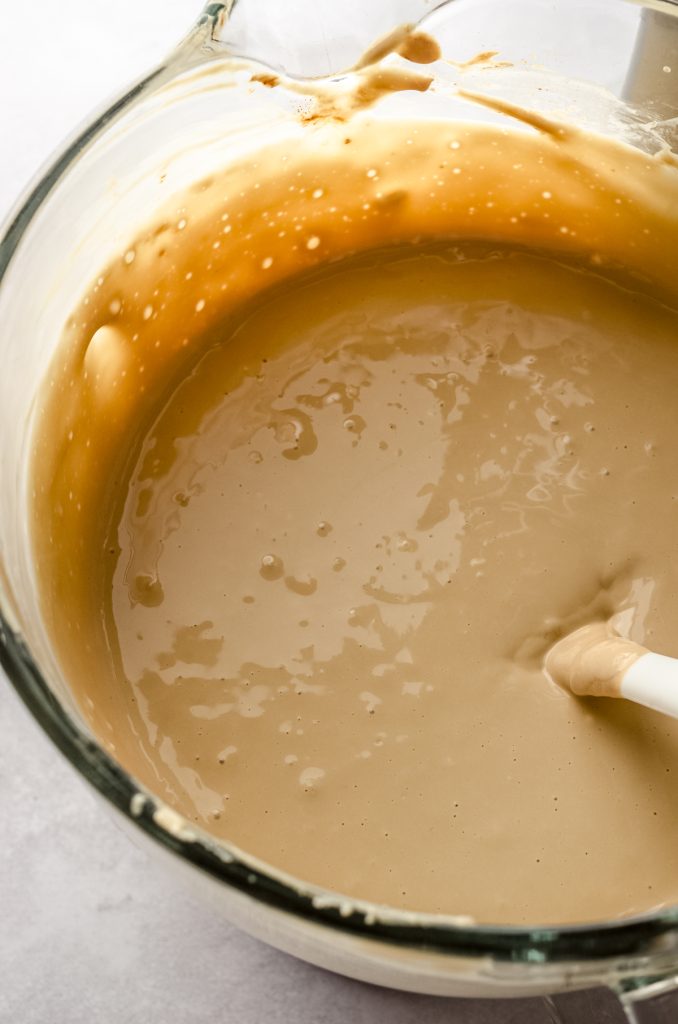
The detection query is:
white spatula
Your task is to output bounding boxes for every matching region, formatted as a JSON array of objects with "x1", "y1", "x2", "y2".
[{"x1": 545, "y1": 621, "x2": 678, "y2": 720}]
